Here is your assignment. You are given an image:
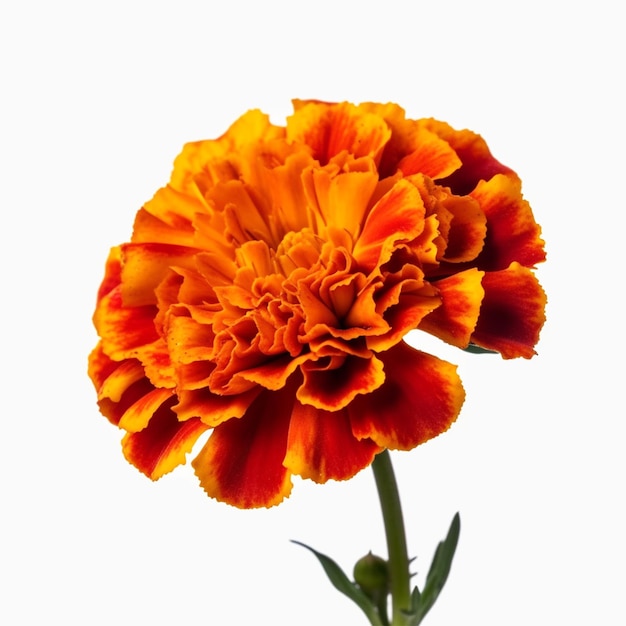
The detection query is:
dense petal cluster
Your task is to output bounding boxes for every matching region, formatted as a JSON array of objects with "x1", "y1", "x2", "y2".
[{"x1": 89, "y1": 101, "x2": 546, "y2": 508}]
